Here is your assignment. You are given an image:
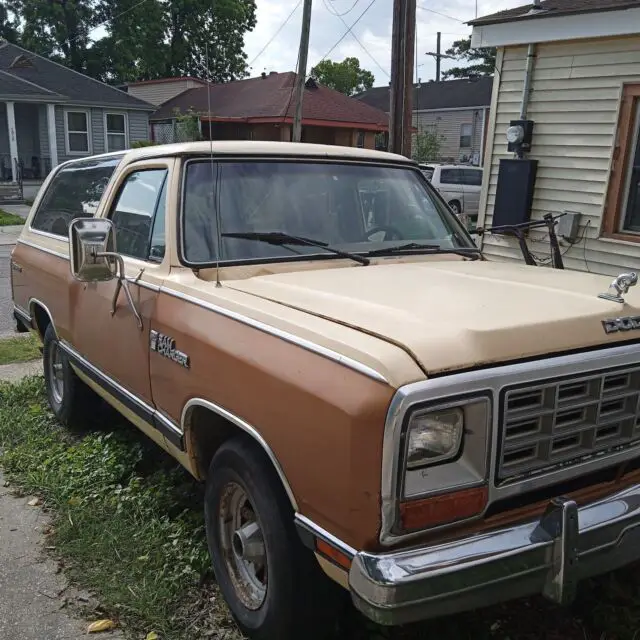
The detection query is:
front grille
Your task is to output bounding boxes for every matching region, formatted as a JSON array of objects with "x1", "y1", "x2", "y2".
[{"x1": 499, "y1": 367, "x2": 640, "y2": 481}]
